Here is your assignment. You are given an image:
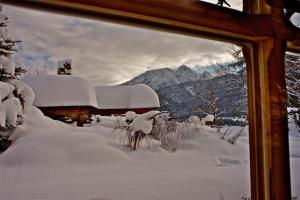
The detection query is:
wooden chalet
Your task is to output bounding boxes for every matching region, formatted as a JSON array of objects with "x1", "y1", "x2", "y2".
[
  {"x1": 23, "y1": 75, "x2": 98, "y2": 126},
  {"x1": 7, "y1": 0, "x2": 300, "y2": 199},
  {"x1": 93, "y1": 84, "x2": 160, "y2": 115}
]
